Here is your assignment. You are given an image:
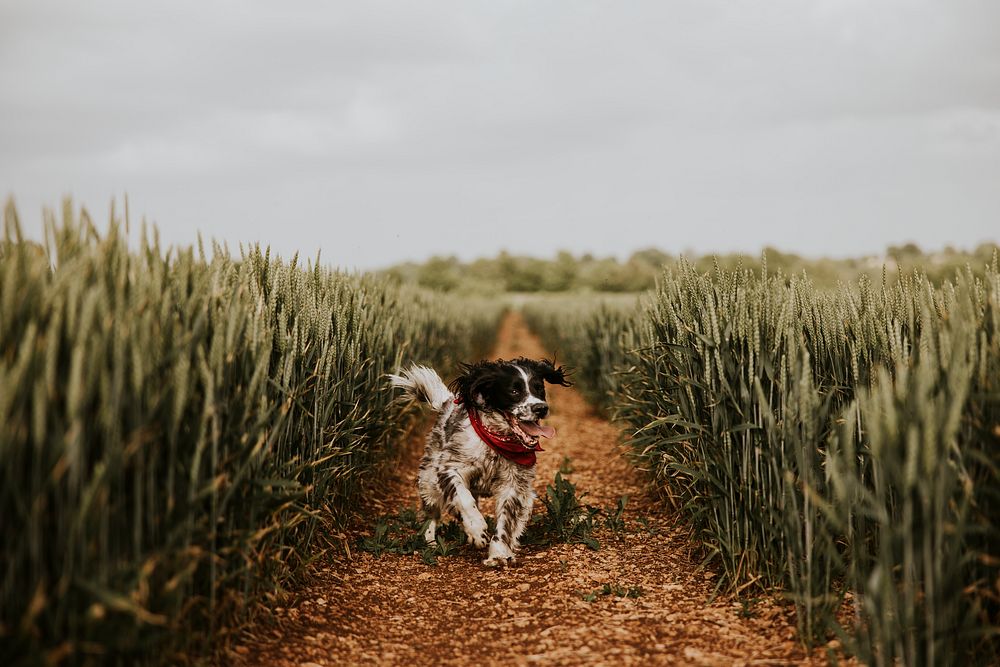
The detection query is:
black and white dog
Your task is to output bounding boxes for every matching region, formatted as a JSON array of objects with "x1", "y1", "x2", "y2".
[{"x1": 389, "y1": 358, "x2": 571, "y2": 566}]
